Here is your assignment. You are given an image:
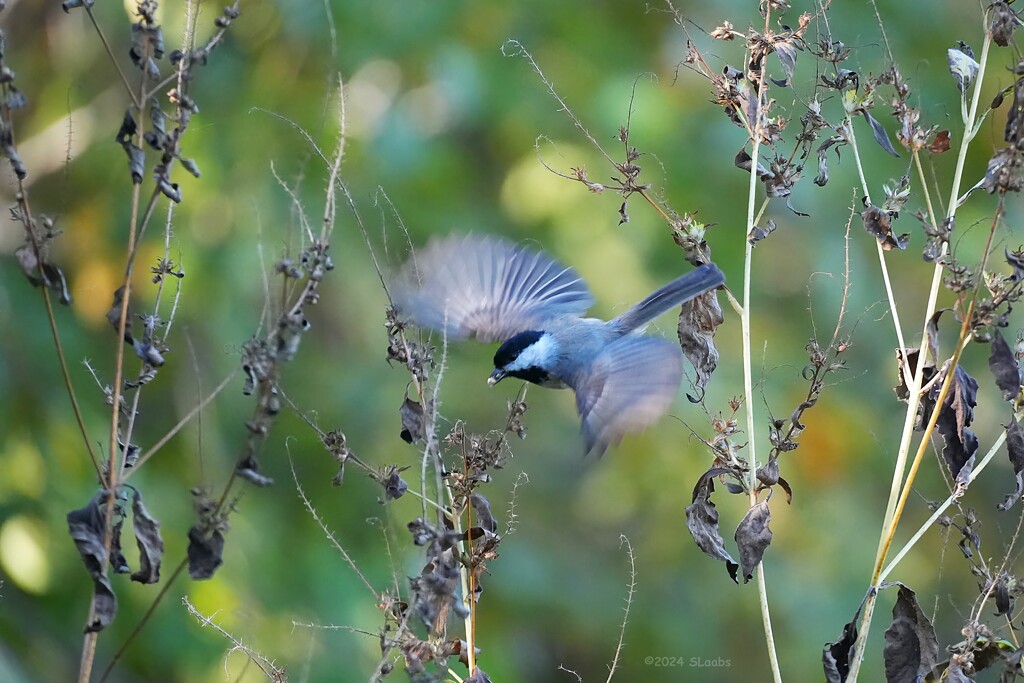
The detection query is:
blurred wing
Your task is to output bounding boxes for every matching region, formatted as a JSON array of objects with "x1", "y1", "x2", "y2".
[
  {"x1": 393, "y1": 234, "x2": 594, "y2": 342},
  {"x1": 570, "y1": 335, "x2": 683, "y2": 456}
]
